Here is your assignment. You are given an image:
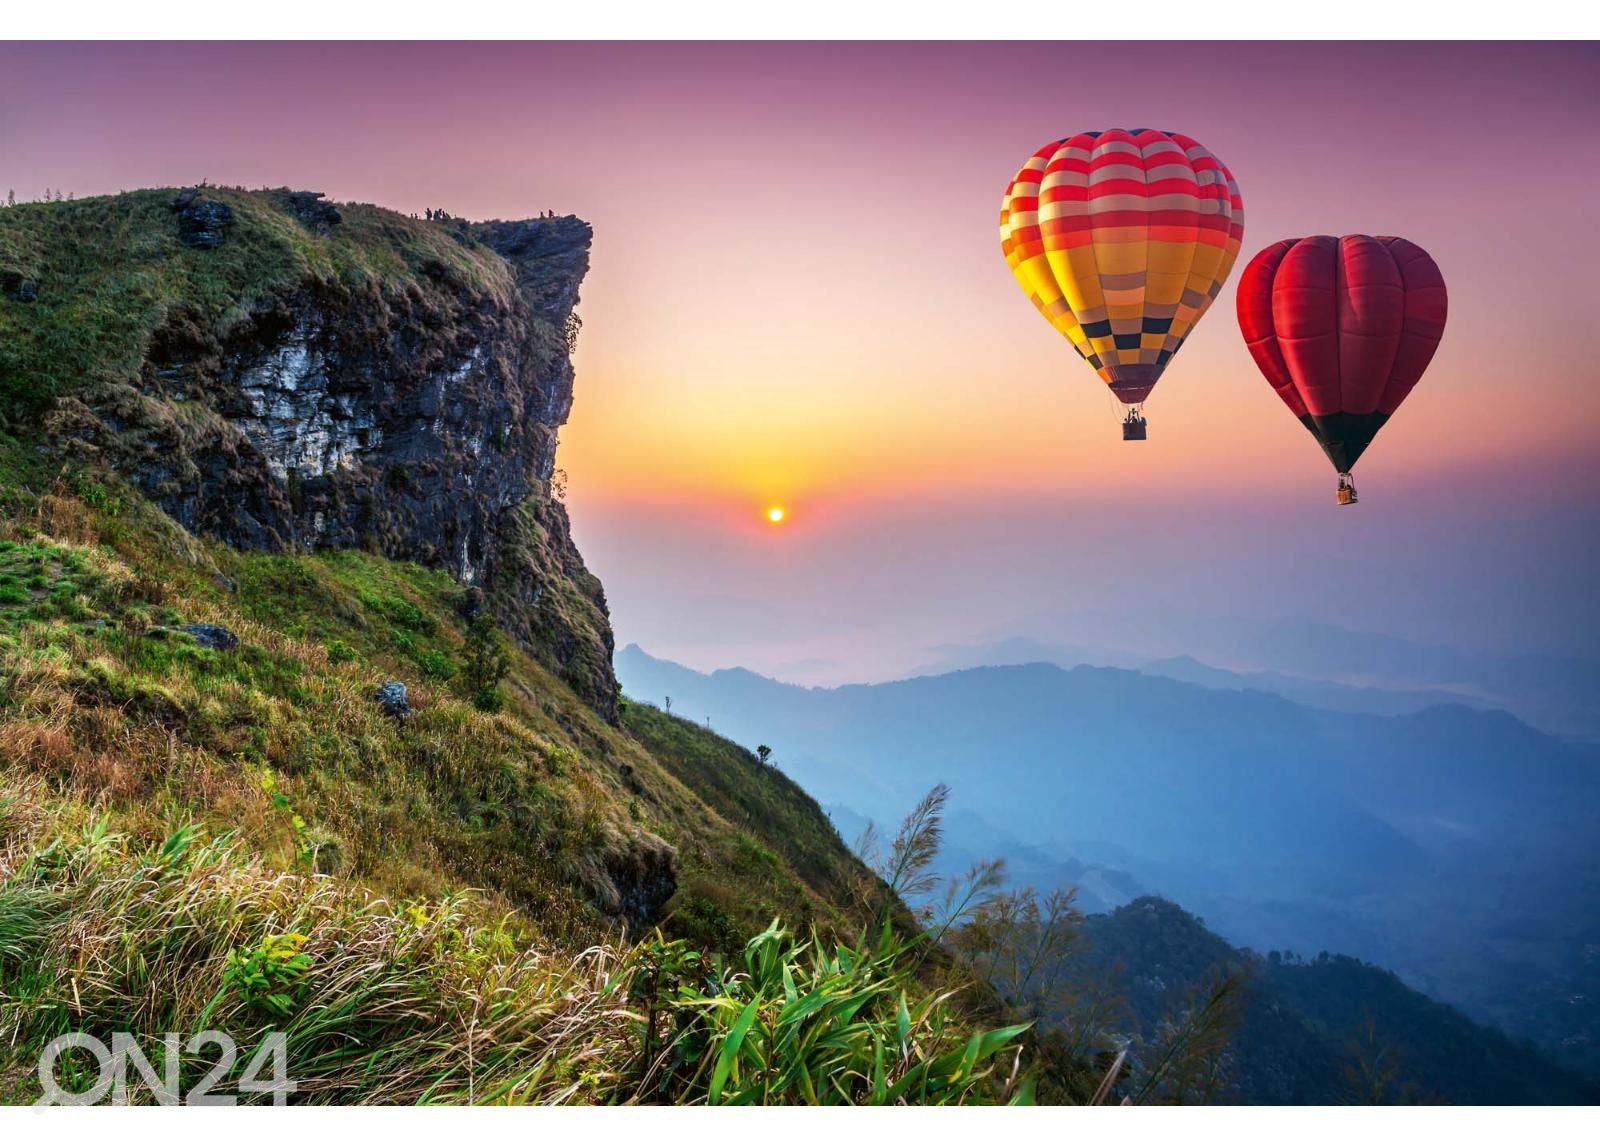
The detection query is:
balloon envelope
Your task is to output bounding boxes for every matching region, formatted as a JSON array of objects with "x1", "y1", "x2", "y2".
[
  {"x1": 1236, "y1": 235, "x2": 1447, "y2": 473},
  {"x1": 1000, "y1": 129, "x2": 1245, "y2": 405}
]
